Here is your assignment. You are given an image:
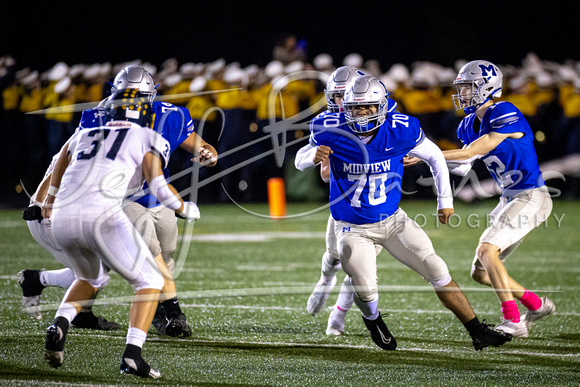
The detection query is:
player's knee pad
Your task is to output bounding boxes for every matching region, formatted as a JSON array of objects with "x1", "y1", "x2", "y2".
[
  {"x1": 97, "y1": 271, "x2": 111, "y2": 290},
  {"x1": 351, "y1": 281, "x2": 377, "y2": 303},
  {"x1": 321, "y1": 251, "x2": 341, "y2": 278},
  {"x1": 429, "y1": 273, "x2": 452, "y2": 288},
  {"x1": 475, "y1": 242, "x2": 499, "y2": 266},
  {"x1": 76, "y1": 276, "x2": 106, "y2": 289},
  {"x1": 131, "y1": 270, "x2": 164, "y2": 292}
]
